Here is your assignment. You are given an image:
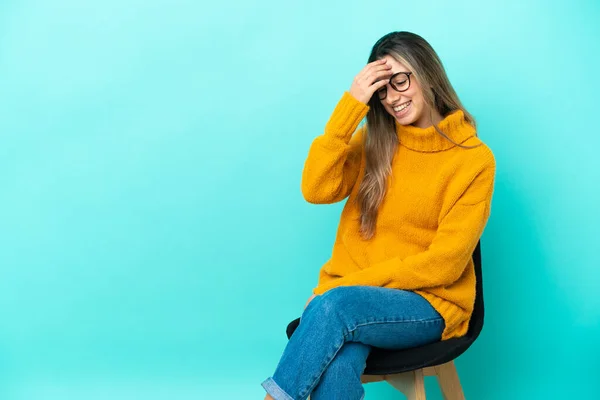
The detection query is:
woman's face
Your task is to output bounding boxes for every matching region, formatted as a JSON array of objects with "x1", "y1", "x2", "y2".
[{"x1": 376, "y1": 55, "x2": 437, "y2": 128}]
